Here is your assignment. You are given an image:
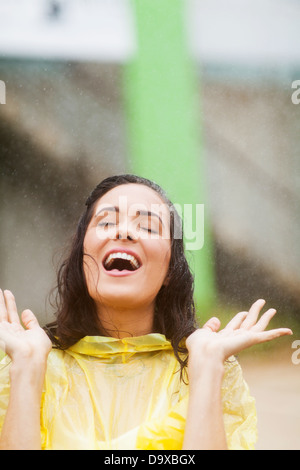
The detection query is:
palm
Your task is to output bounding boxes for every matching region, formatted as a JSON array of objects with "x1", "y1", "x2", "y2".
[
  {"x1": 186, "y1": 299, "x2": 292, "y2": 362},
  {"x1": 0, "y1": 290, "x2": 52, "y2": 361}
]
